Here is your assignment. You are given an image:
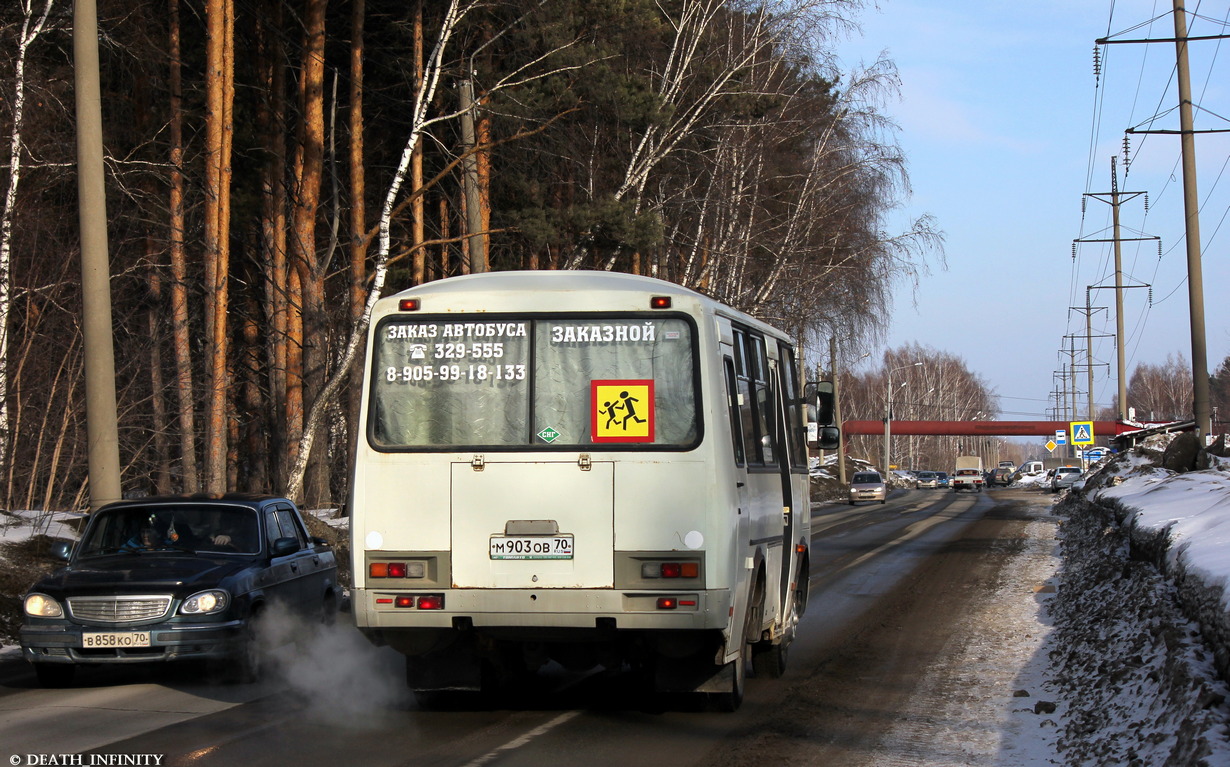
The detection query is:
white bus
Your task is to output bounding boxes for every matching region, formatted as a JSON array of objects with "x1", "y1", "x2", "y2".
[{"x1": 349, "y1": 270, "x2": 837, "y2": 710}]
